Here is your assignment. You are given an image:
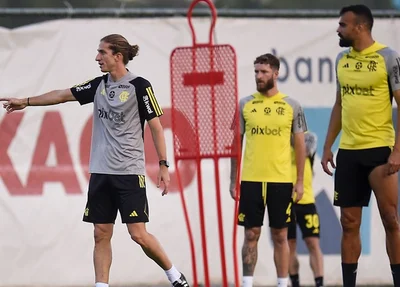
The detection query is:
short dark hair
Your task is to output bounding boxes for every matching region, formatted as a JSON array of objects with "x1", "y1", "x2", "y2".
[
  {"x1": 101, "y1": 34, "x2": 139, "y2": 65},
  {"x1": 340, "y1": 4, "x2": 374, "y2": 31},
  {"x1": 254, "y1": 53, "x2": 280, "y2": 70}
]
